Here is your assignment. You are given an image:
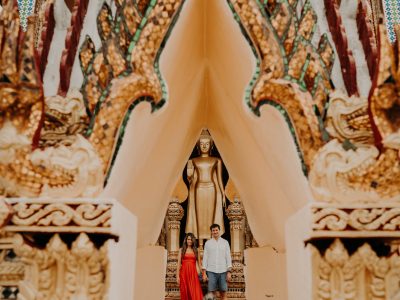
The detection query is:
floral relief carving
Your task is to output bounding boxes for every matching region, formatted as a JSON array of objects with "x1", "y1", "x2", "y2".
[
  {"x1": 312, "y1": 205, "x2": 400, "y2": 233},
  {"x1": 0, "y1": 197, "x2": 118, "y2": 300},
  {"x1": 13, "y1": 233, "x2": 109, "y2": 300},
  {"x1": 313, "y1": 239, "x2": 400, "y2": 300},
  {"x1": 9, "y1": 201, "x2": 111, "y2": 228}
]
